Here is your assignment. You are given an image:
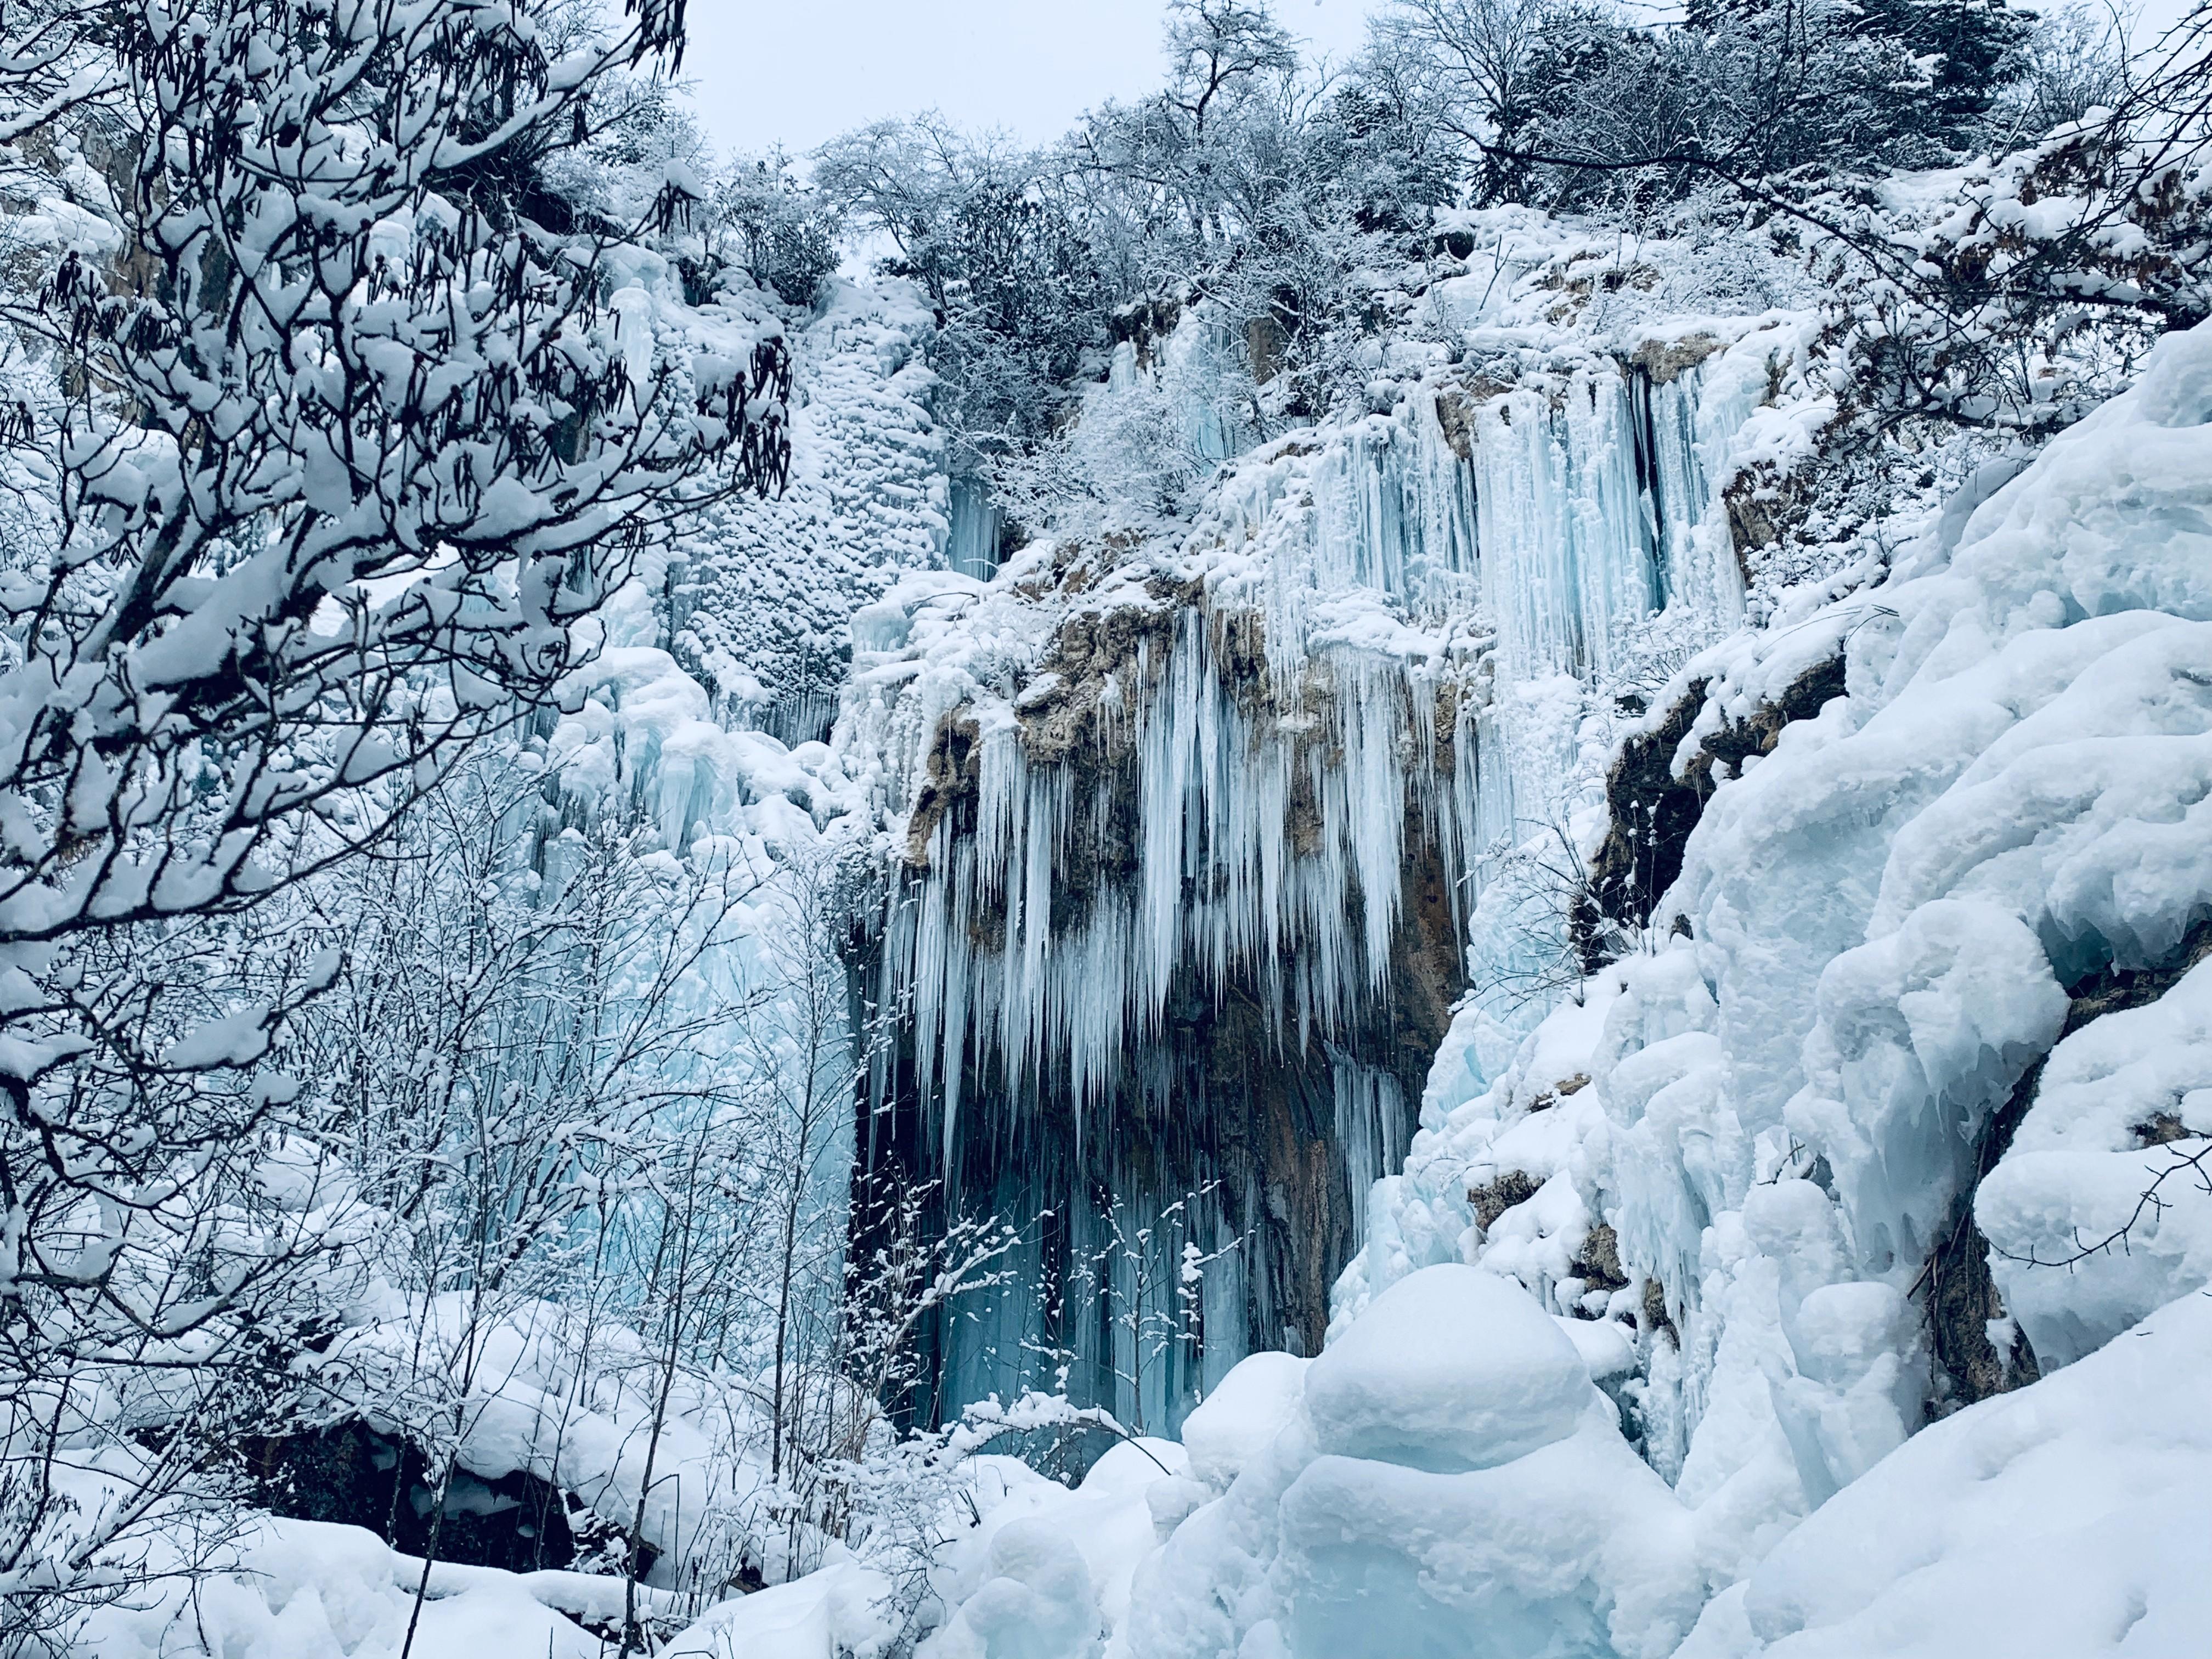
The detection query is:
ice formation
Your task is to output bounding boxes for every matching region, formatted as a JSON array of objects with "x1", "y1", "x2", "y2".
[
  {"x1": 1672, "y1": 1288, "x2": 2212, "y2": 1658},
  {"x1": 834, "y1": 248, "x2": 1808, "y2": 1426},
  {"x1": 1310, "y1": 317, "x2": 2212, "y2": 1645},
  {"x1": 672, "y1": 278, "x2": 953, "y2": 742},
  {"x1": 95, "y1": 211, "x2": 2212, "y2": 1659}
]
